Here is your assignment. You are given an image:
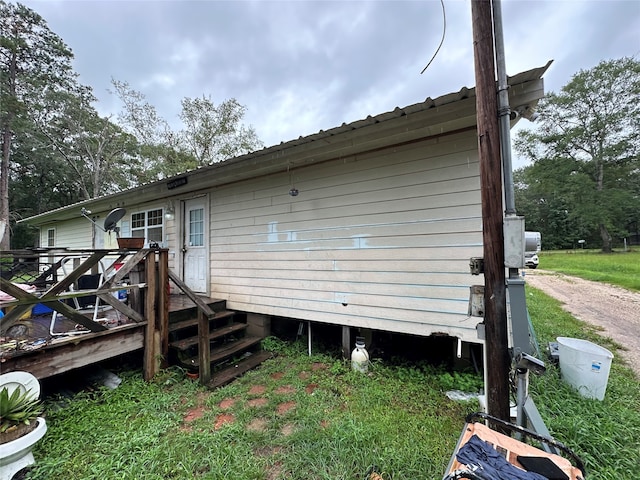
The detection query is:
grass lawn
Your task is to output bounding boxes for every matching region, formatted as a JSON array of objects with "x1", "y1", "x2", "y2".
[
  {"x1": 29, "y1": 342, "x2": 479, "y2": 480},
  {"x1": 539, "y1": 249, "x2": 640, "y2": 292},
  {"x1": 22, "y1": 264, "x2": 640, "y2": 479}
]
